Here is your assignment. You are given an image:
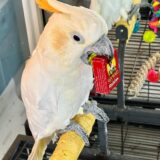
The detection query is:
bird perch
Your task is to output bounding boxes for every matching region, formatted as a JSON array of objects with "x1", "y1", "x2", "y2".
[
  {"x1": 50, "y1": 114, "x2": 96, "y2": 160},
  {"x1": 116, "y1": 0, "x2": 141, "y2": 41}
]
